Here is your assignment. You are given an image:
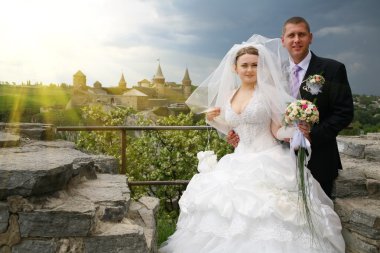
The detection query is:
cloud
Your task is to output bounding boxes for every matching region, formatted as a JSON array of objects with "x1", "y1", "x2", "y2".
[
  {"x1": 314, "y1": 26, "x2": 350, "y2": 37},
  {"x1": 333, "y1": 51, "x2": 365, "y2": 73}
]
